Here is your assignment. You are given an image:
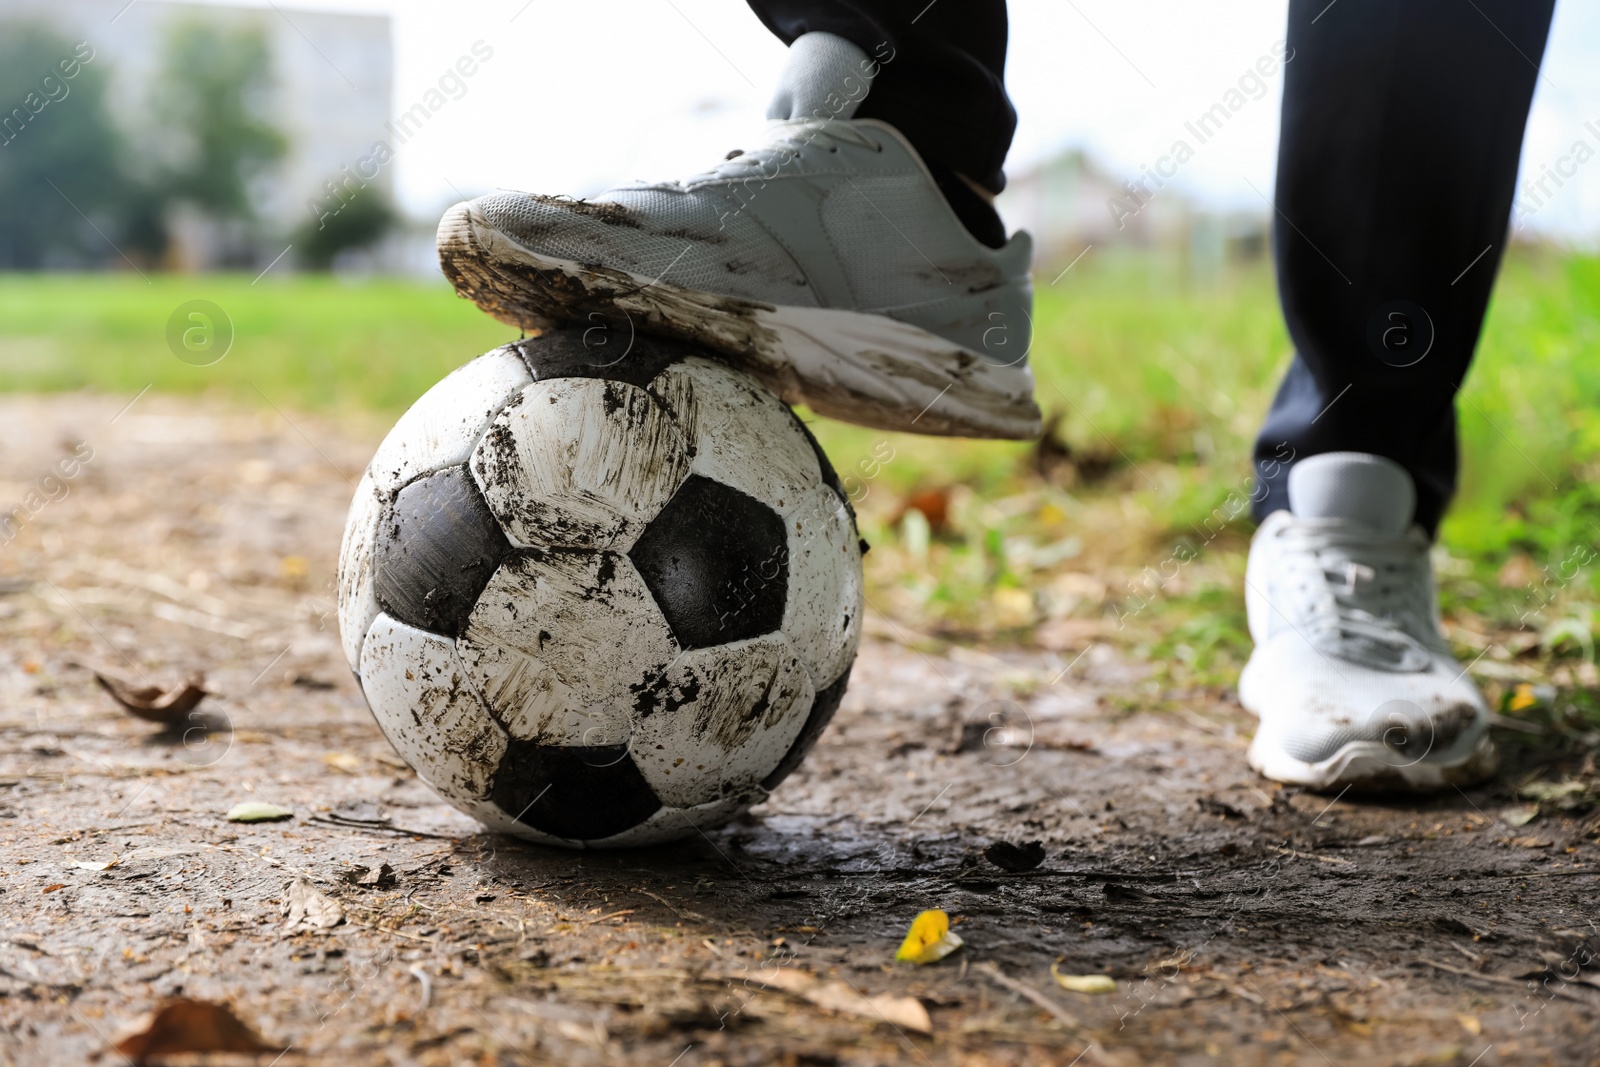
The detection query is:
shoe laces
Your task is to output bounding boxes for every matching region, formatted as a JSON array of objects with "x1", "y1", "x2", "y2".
[
  {"x1": 686, "y1": 119, "x2": 884, "y2": 184},
  {"x1": 1269, "y1": 519, "x2": 1444, "y2": 671}
]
